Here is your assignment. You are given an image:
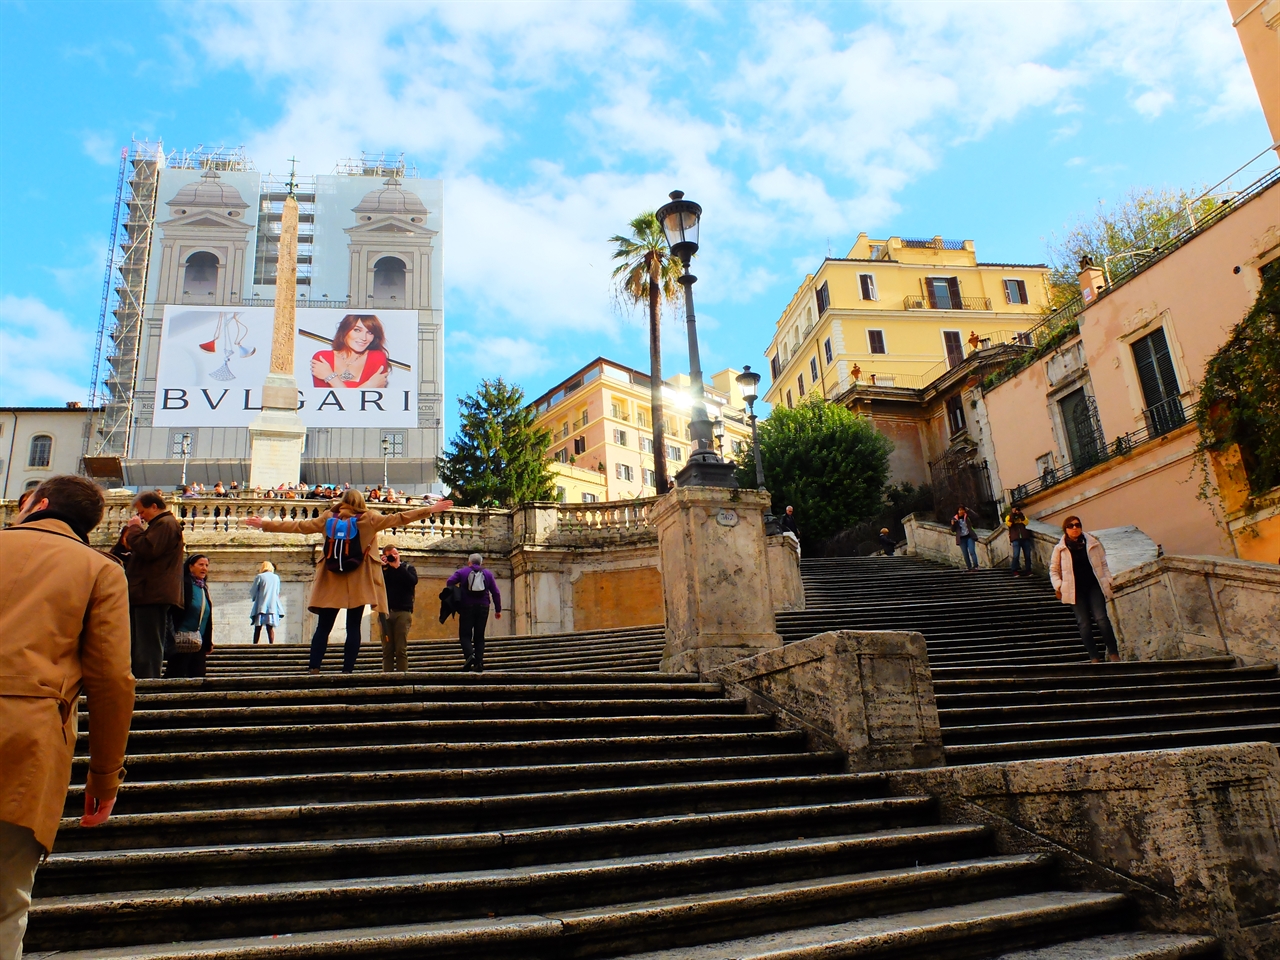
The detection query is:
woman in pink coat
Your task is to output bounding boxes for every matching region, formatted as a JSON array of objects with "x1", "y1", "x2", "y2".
[{"x1": 1049, "y1": 516, "x2": 1119, "y2": 663}]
